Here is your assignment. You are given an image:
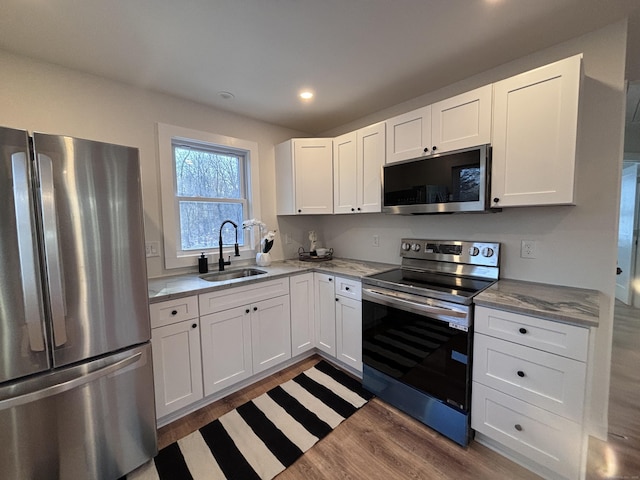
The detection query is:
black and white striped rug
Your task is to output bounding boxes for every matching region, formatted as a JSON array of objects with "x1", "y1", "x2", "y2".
[{"x1": 126, "y1": 360, "x2": 372, "y2": 480}]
